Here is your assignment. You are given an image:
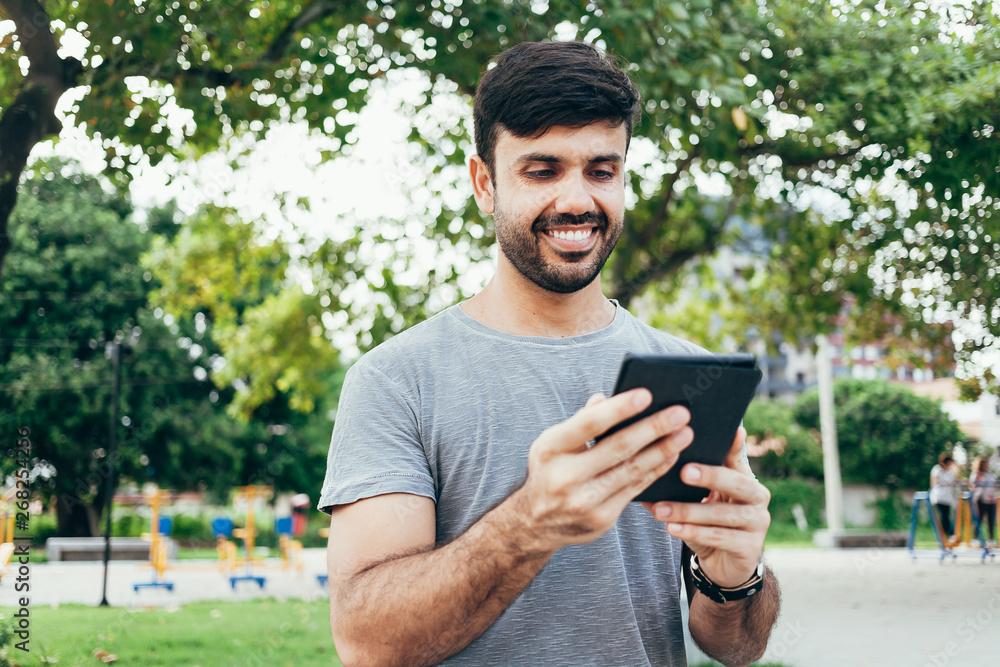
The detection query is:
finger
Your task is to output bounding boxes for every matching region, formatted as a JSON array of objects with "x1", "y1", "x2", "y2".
[
  {"x1": 665, "y1": 523, "x2": 763, "y2": 563},
  {"x1": 585, "y1": 428, "x2": 690, "y2": 505},
  {"x1": 542, "y1": 388, "x2": 652, "y2": 454},
  {"x1": 570, "y1": 395, "x2": 610, "y2": 453},
  {"x1": 724, "y1": 426, "x2": 747, "y2": 470},
  {"x1": 676, "y1": 462, "x2": 768, "y2": 506},
  {"x1": 650, "y1": 497, "x2": 768, "y2": 530},
  {"x1": 576, "y1": 406, "x2": 691, "y2": 479},
  {"x1": 666, "y1": 521, "x2": 757, "y2": 548},
  {"x1": 593, "y1": 443, "x2": 682, "y2": 510}
]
